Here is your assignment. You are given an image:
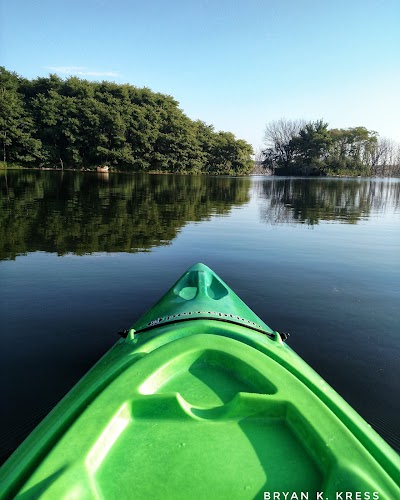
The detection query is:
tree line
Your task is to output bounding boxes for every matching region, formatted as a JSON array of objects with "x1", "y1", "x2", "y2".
[
  {"x1": 261, "y1": 119, "x2": 400, "y2": 177},
  {"x1": 0, "y1": 67, "x2": 254, "y2": 175}
]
